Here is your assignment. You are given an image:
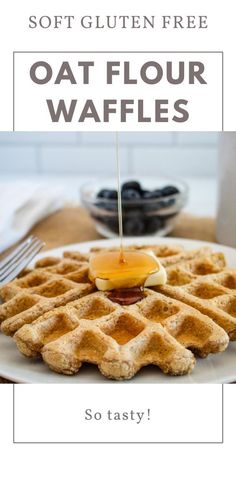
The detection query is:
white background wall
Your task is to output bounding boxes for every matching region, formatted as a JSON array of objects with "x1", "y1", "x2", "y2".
[{"x1": 0, "y1": 132, "x2": 218, "y2": 177}]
